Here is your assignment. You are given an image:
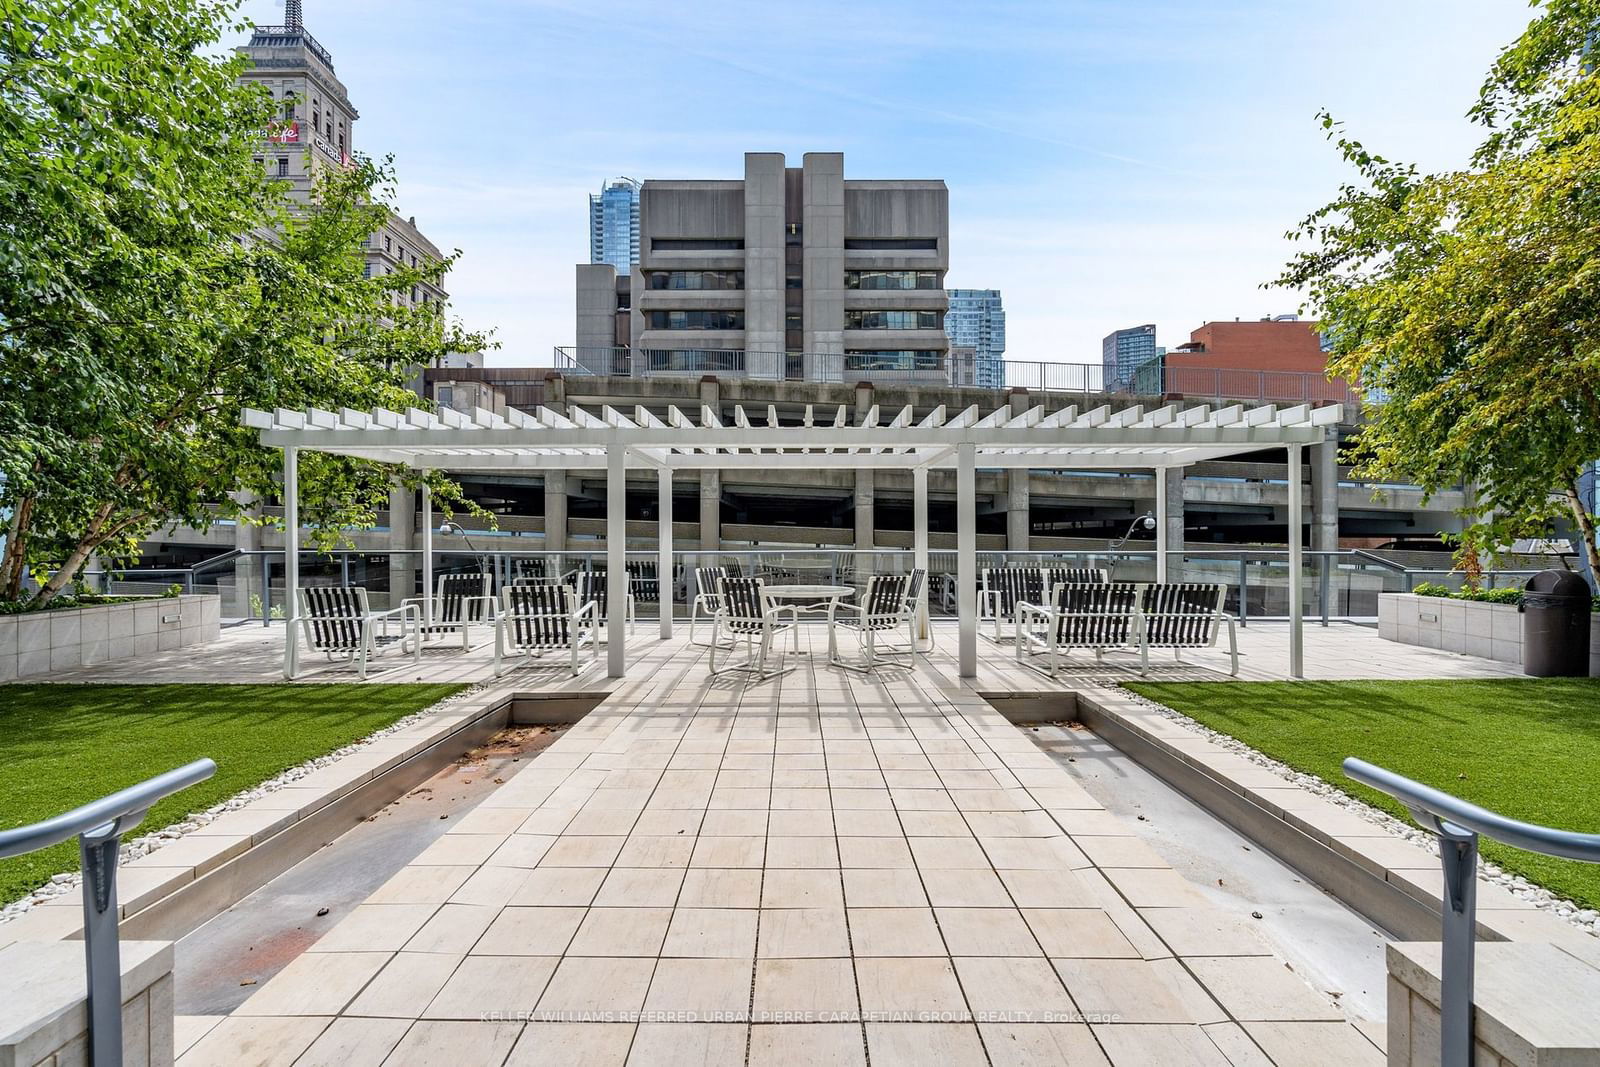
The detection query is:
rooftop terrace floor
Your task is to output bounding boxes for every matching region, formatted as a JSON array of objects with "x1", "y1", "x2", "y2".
[{"x1": 59, "y1": 623, "x2": 1516, "y2": 1065}]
